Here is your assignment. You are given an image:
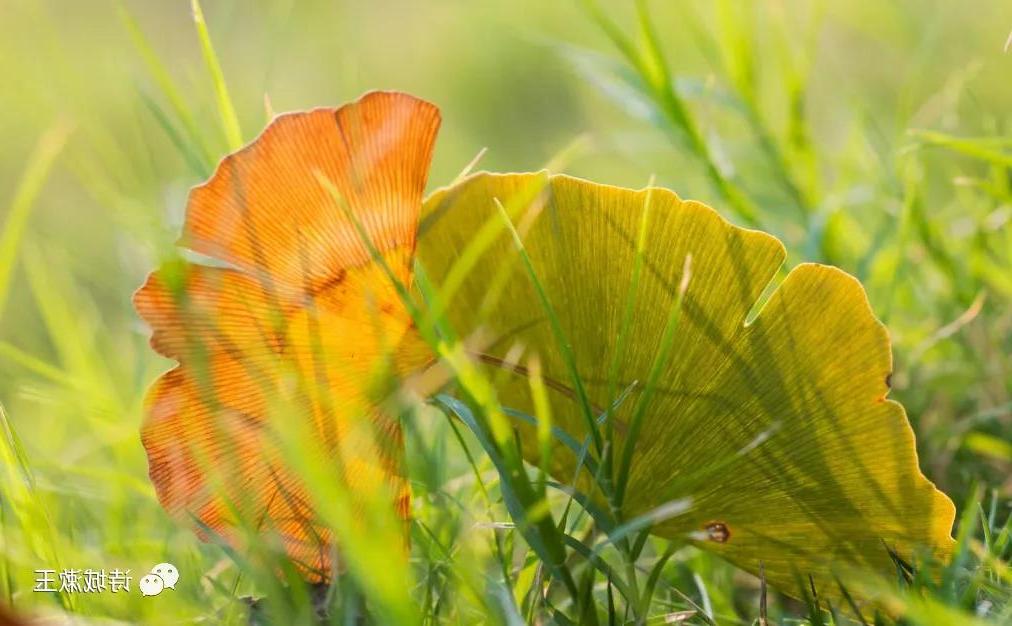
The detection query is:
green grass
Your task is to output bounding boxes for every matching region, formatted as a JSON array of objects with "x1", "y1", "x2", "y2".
[{"x1": 0, "y1": 1, "x2": 1009, "y2": 624}]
